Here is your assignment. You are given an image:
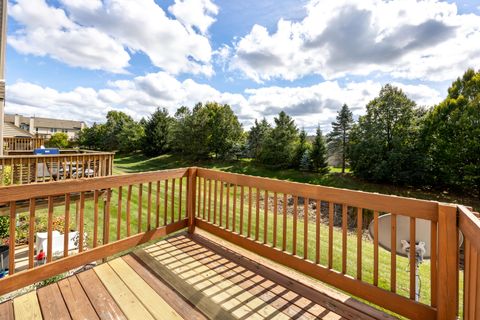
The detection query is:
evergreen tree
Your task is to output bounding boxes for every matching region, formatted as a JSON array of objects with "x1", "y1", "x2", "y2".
[
  {"x1": 247, "y1": 118, "x2": 271, "y2": 159},
  {"x1": 310, "y1": 125, "x2": 329, "y2": 174},
  {"x1": 259, "y1": 111, "x2": 298, "y2": 168},
  {"x1": 143, "y1": 108, "x2": 172, "y2": 156},
  {"x1": 327, "y1": 104, "x2": 353, "y2": 173},
  {"x1": 299, "y1": 149, "x2": 311, "y2": 171},
  {"x1": 293, "y1": 128, "x2": 309, "y2": 168}
]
